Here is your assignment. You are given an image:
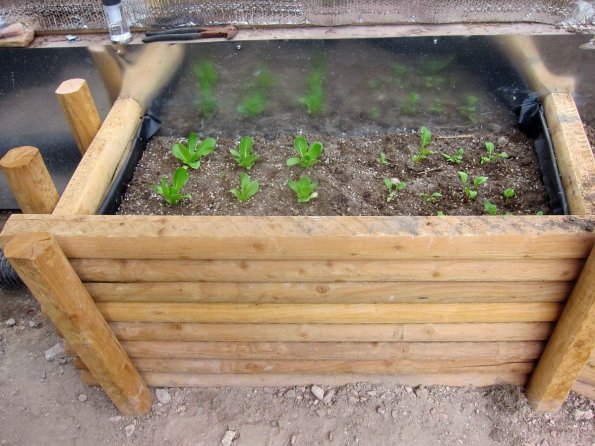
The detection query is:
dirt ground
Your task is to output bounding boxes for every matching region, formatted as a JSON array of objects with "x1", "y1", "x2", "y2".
[{"x1": 1, "y1": 287, "x2": 594, "y2": 446}]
